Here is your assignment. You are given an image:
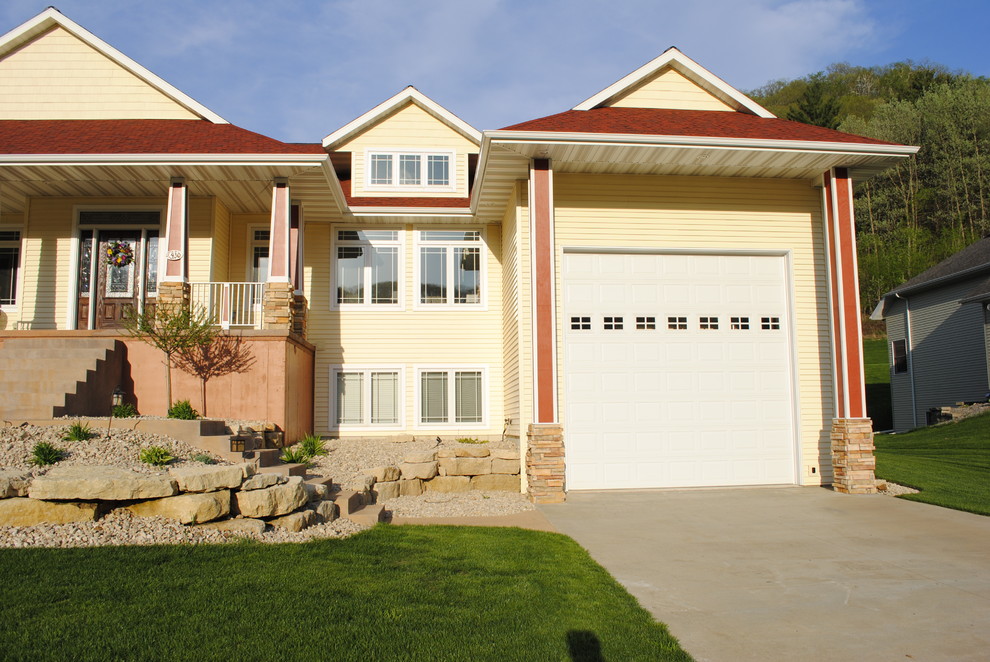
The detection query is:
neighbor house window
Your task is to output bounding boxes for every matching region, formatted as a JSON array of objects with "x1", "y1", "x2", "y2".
[
  {"x1": 366, "y1": 151, "x2": 452, "y2": 189},
  {"x1": 891, "y1": 339, "x2": 908, "y2": 374},
  {"x1": 417, "y1": 230, "x2": 483, "y2": 306},
  {"x1": 333, "y1": 230, "x2": 402, "y2": 307},
  {"x1": 0, "y1": 229, "x2": 21, "y2": 307},
  {"x1": 419, "y1": 368, "x2": 485, "y2": 425},
  {"x1": 333, "y1": 367, "x2": 402, "y2": 427}
]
